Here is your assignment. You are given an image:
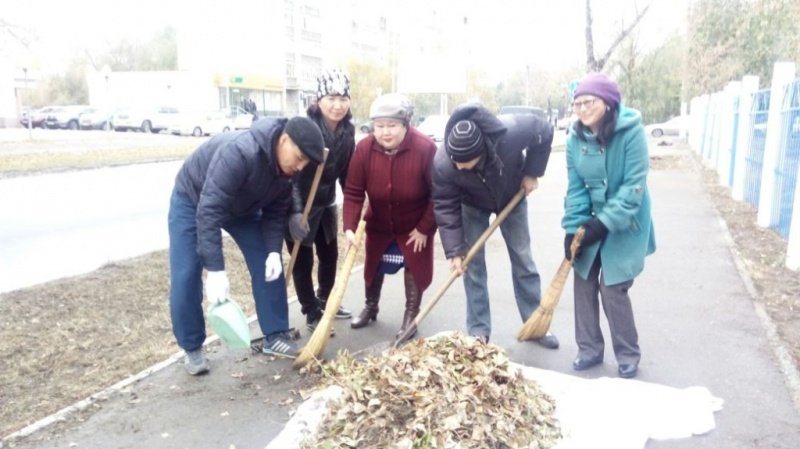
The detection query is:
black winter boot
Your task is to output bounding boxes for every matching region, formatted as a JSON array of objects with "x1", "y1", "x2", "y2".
[{"x1": 350, "y1": 274, "x2": 384, "y2": 329}]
